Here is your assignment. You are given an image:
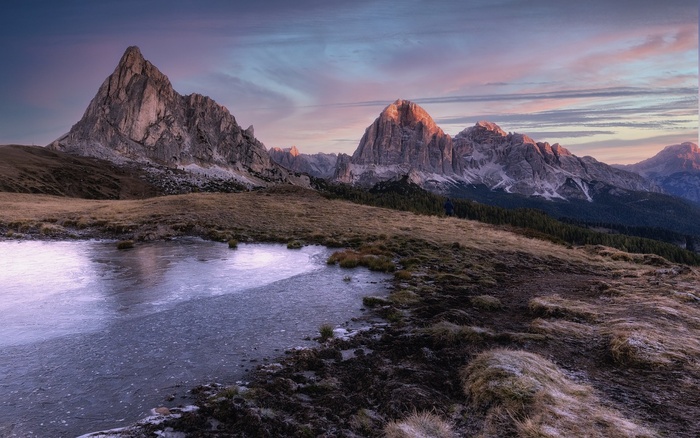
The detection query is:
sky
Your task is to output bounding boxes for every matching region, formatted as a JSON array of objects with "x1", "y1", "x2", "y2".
[{"x1": 0, "y1": 0, "x2": 697, "y2": 164}]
